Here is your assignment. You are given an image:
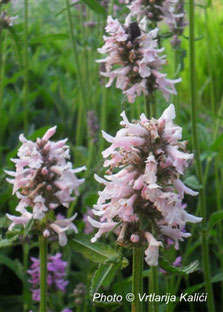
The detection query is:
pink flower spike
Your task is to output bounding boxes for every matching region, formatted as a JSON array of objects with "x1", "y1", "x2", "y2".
[{"x1": 90, "y1": 105, "x2": 201, "y2": 264}]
